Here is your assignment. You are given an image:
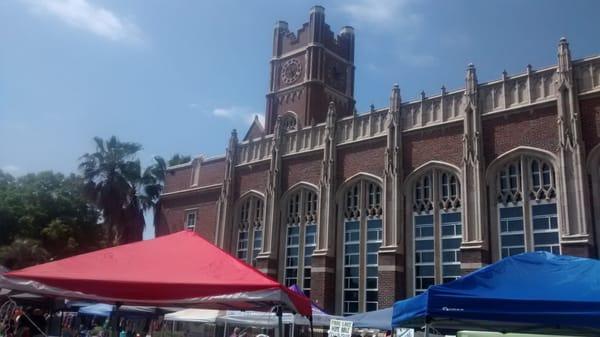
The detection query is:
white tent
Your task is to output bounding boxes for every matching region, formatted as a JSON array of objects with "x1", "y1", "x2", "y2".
[
  {"x1": 164, "y1": 307, "x2": 340, "y2": 327},
  {"x1": 165, "y1": 309, "x2": 225, "y2": 323}
]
